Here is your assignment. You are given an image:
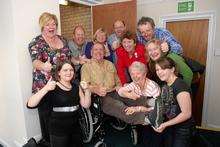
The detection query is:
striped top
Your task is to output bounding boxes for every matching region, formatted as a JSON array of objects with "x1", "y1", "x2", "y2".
[{"x1": 118, "y1": 78, "x2": 160, "y2": 98}]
